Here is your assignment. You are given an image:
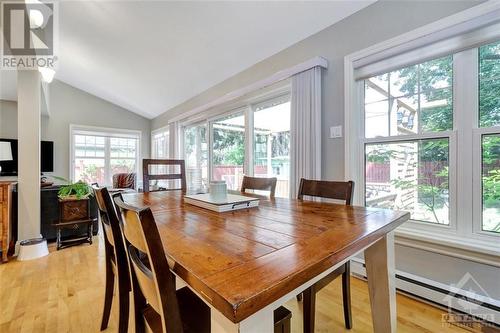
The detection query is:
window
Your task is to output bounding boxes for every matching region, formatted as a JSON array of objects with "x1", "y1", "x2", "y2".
[
  {"x1": 479, "y1": 41, "x2": 500, "y2": 128},
  {"x1": 478, "y1": 41, "x2": 500, "y2": 233},
  {"x1": 364, "y1": 56, "x2": 452, "y2": 225},
  {"x1": 211, "y1": 112, "x2": 245, "y2": 191},
  {"x1": 71, "y1": 126, "x2": 140, "y2": 187},
  {"x1": 353, "y1": 39, "x2": 500, "y2": 246},
  {"x1": 152, "y1": 129, "x2": 169, "y2": 158},
  {"x1": 481, "y1": 134, "x2": 500, "y2": 232},
  {"x1": 184, "y1": 124, "x2": 208, "y2": 192},
  {"x1": 180, "y1": 92, "x2": 291, "y2": 195},
  {"x1": 254, "y1": 100, "x2": 291, "y2": 197}
]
